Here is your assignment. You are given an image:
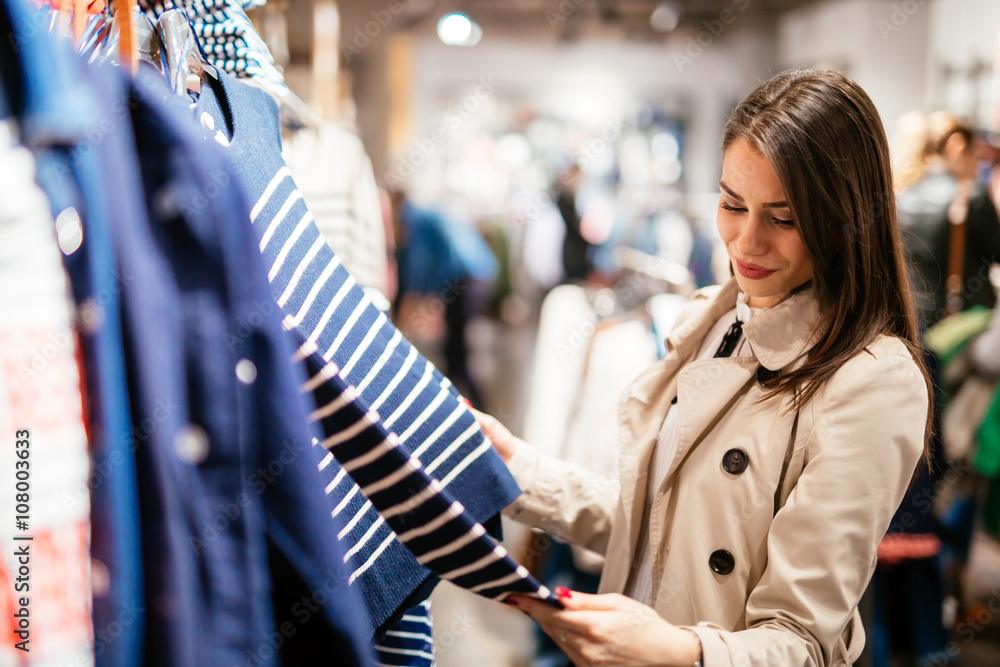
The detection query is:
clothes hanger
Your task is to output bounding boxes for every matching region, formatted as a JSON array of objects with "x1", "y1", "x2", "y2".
[
  {"x1": 71, "y1": 0, "x2": 86, "y2": 41},
  {"x1": 47, "y1": 8, "x2": 74, "y2": 40},
  {"x1": 78, "y1": 8, "x2": 115, "y2": 62},
  {"x1": 114, "y1": 0, "x2": 137, "y2": 72},
  {"x1": 155, "y1": 8, "x2": 217, "y2": 96},
  {"x1": 134, "y1": 11, "x2": 162, "y2": 70}
]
